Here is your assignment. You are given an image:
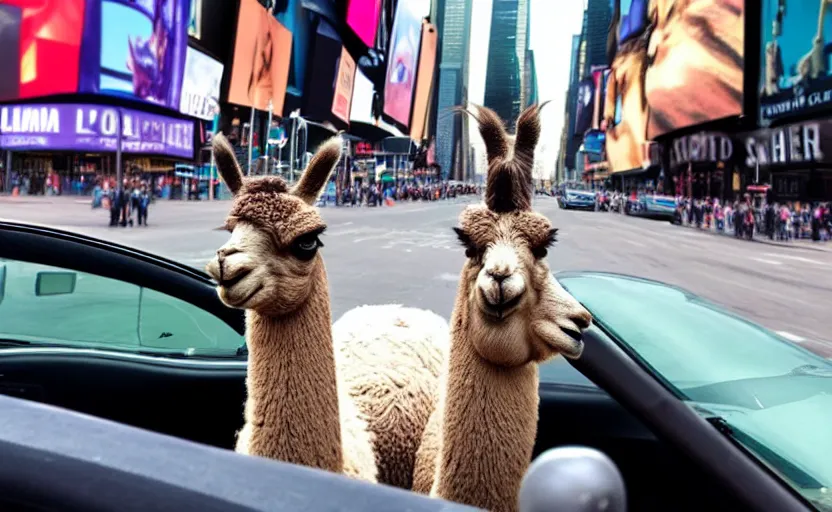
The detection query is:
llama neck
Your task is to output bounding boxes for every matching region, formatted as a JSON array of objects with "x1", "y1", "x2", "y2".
[
  {"x1": 243, "y1": 264, "x2": 343, "y2": 473},
  {"x1": 433, "y1": 285, "x2": 540, "y2": 512}
]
